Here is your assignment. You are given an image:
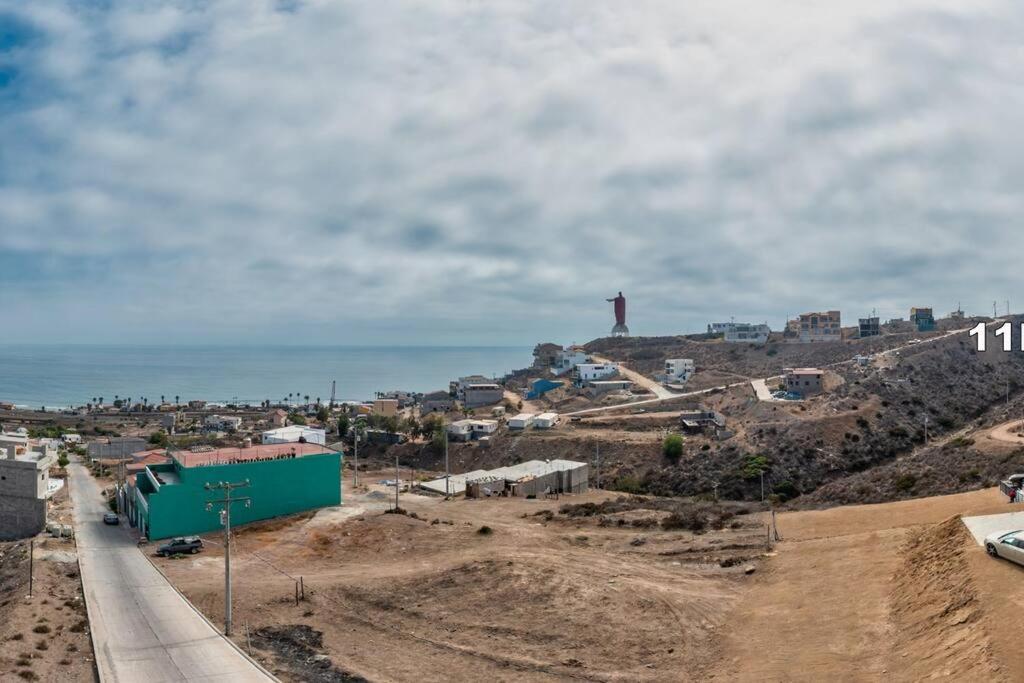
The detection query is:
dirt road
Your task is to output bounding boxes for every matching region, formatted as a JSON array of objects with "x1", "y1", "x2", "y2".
[{"x1": 986, "y1": 419, "x2": 1024, "y2": 444}]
